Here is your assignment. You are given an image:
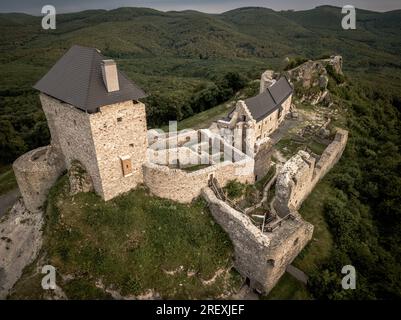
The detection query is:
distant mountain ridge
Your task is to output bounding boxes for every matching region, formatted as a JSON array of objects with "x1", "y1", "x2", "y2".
[{"x1": 0, "y1": 5, "x2": 400, "y2": 94}]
